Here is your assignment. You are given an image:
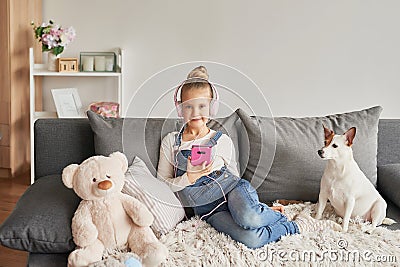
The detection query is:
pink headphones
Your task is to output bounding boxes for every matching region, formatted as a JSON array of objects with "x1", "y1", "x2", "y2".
[{"x1": 173, "y1": 77, "x2": 219, "y2": 118}]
